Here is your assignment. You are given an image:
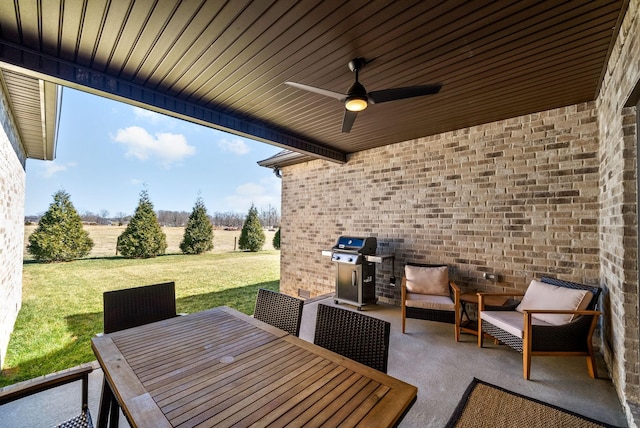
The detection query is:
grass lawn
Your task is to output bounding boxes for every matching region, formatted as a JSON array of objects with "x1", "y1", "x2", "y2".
[{"x1": 2, "y1": 226, "x2": 280, "y2": 387}]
